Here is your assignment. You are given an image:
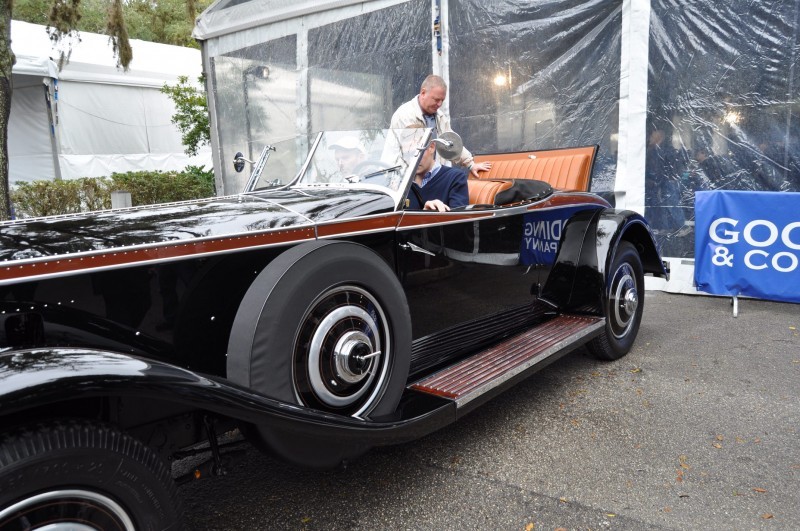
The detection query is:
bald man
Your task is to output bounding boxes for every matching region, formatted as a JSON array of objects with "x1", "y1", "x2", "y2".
[{"x1": 391, "y1": 74, "x2": 491, "y2": 178}]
